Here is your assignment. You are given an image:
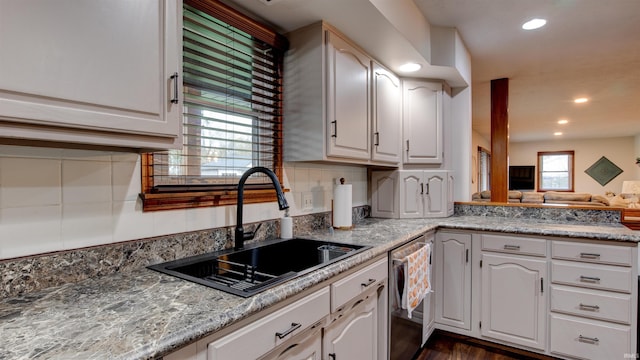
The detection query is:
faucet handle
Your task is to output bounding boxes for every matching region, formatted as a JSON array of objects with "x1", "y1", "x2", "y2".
[{"x1": 243, "y1": 222, "x2": 263, "y2": 240}]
